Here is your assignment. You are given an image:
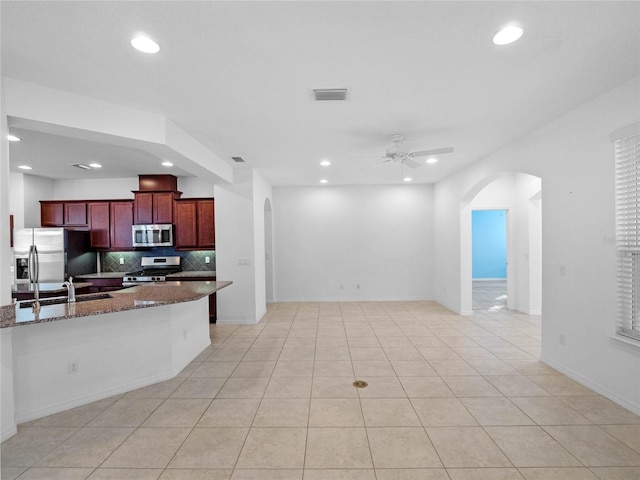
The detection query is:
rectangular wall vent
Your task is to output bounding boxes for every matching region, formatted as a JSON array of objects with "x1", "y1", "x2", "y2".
[
  {"x1": 232, "y1": 157, "x2": 245, "y2": 163},
  {"x1": 313, "y1": 88, "x2": 348, "y2": 101}
]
